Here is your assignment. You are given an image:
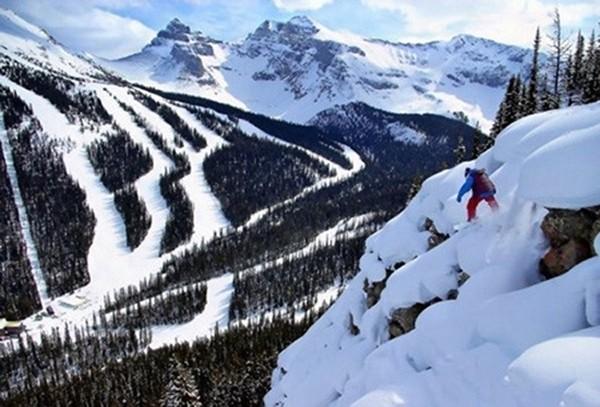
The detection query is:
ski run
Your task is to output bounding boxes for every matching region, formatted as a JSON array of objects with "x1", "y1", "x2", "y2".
[{"x1": 0, "y1": 75, "x2": 365, "y2": 348}]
